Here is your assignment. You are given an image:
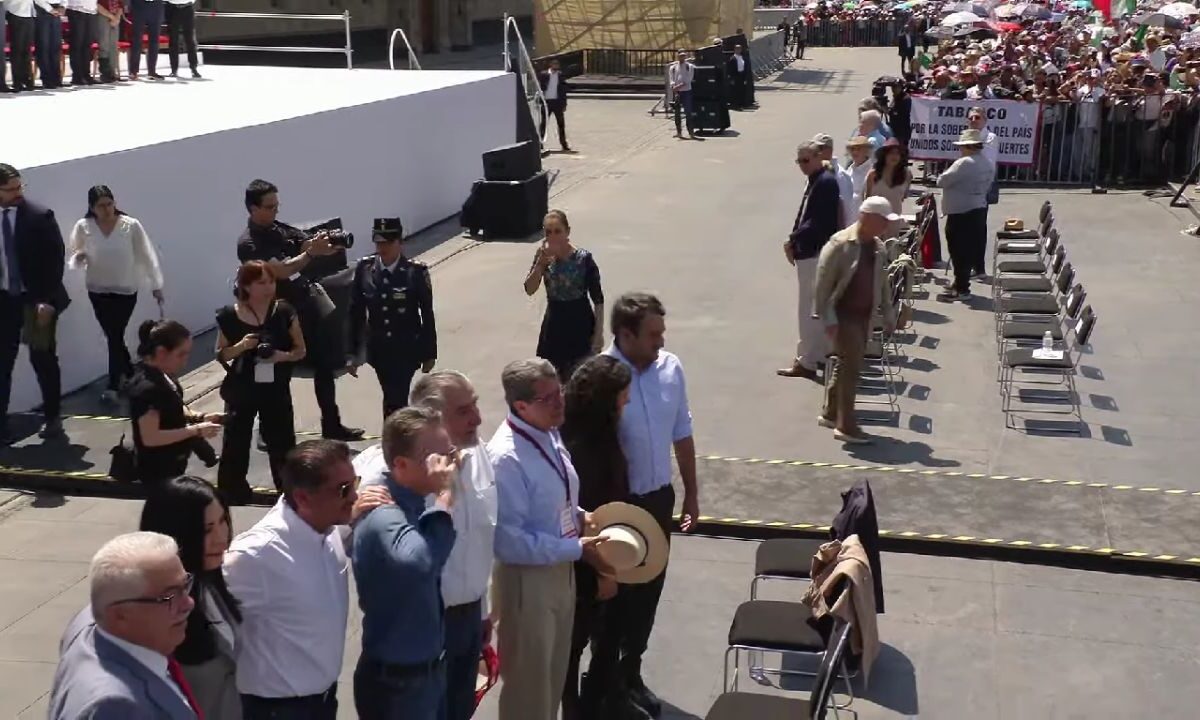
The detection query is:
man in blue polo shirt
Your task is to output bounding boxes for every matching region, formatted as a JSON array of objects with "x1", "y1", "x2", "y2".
[{"x1": 351, "y1": 406, "x2": 459, "y2": 720}]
